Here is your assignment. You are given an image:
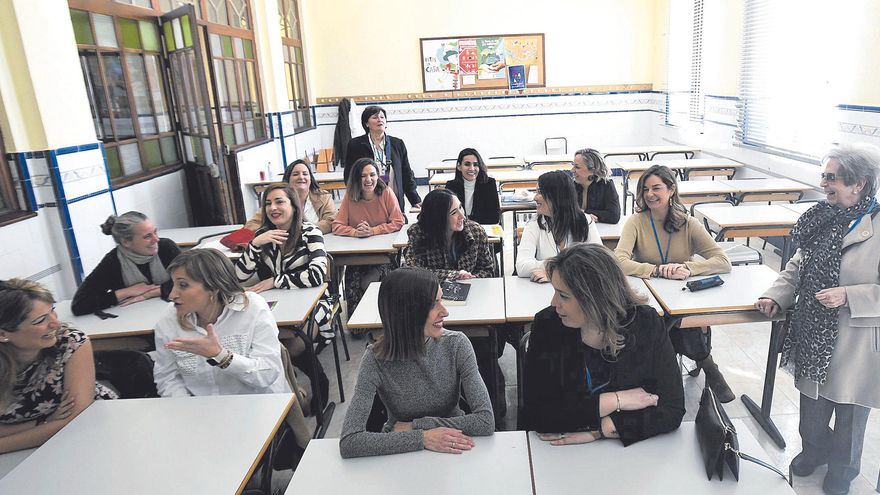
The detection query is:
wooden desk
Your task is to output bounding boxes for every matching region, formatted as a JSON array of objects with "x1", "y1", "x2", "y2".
[
  {"x1": 286, "y1": 431, "x2": 533, "y2": 495},
  {"x1": 529, "y1": 421, "x2": 793, "y2": 494},
  {"x1": 0, "y1": 394, "x2": 294, "y2": 495},
  {"x1": 523, "y1": 154, "x2": 572, "y2": 167},
  {"x1": 313, "y1": 171, "x2": 346, "y2": 190},
  {"x1": 55, "y1": 298, "x2": 169, "y2": 340},
  {"x1": 347, "y1": 278, "x2": 507, "y2": 330},
  {"x1": 644, "y1": 265, "x2": 789, "y2": 448},
  {"x1": 676, "y1": 180, "x2": 738, "y2": 198},
  {"x1": 781, "y1": 202, "x2": 816, "y2": 215},
  {"x1": 695, "y1": 204, "x2": 800, "y2": 267},
  {"x1": 392, "y1": 224, "x2": 503, "y2": 249},
  {"x1": 723, "y1": 179, "x2": 811, "y2": 204},
  {"x1": 322, "y1": 232, "x2": 400, "y2": 256},
  {"x1": 162, "y1": 225, "x2": 242, "y2": 248},
  {"x1": 425, "y1": 158, "x2": 524, "y2": 176},
  {"x1": 602, "y1": 144, "x2": 700, "y2": 161},
  {"x1": 595, "y1": 214, "x2": 631, "y2": 245},
  {"x1": 503, "y1": 275, "x2": 662, "y2": 323},
  {"x1": 263, "y1": 286, "x2": 328, "y2": 327},
  {"x1": 429, "y1": 169, "x2": 543, "y2": 189}
]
